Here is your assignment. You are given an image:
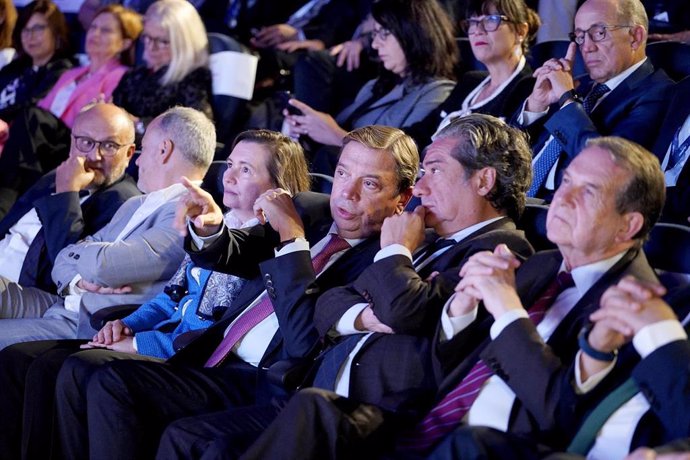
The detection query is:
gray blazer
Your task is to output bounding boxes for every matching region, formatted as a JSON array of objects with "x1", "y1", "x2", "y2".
[
  {"x1": 336, "y1": 77, "x2": 455, "y2": 130},
  {"x1": 51, "y1": 191, "x2": 186, "y2": 336}
]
